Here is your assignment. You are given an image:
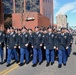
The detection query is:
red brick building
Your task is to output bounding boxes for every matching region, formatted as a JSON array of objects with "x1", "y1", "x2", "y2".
[
  {"x1": 12, "y1": 0, "x2": 53, "y2": 30},
  {"x1": 1, "y1": 0, "x2": 53, "y2": 30},
  {"x1": 12, "y1": 12, "x2": 50, "y2": 30}
]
